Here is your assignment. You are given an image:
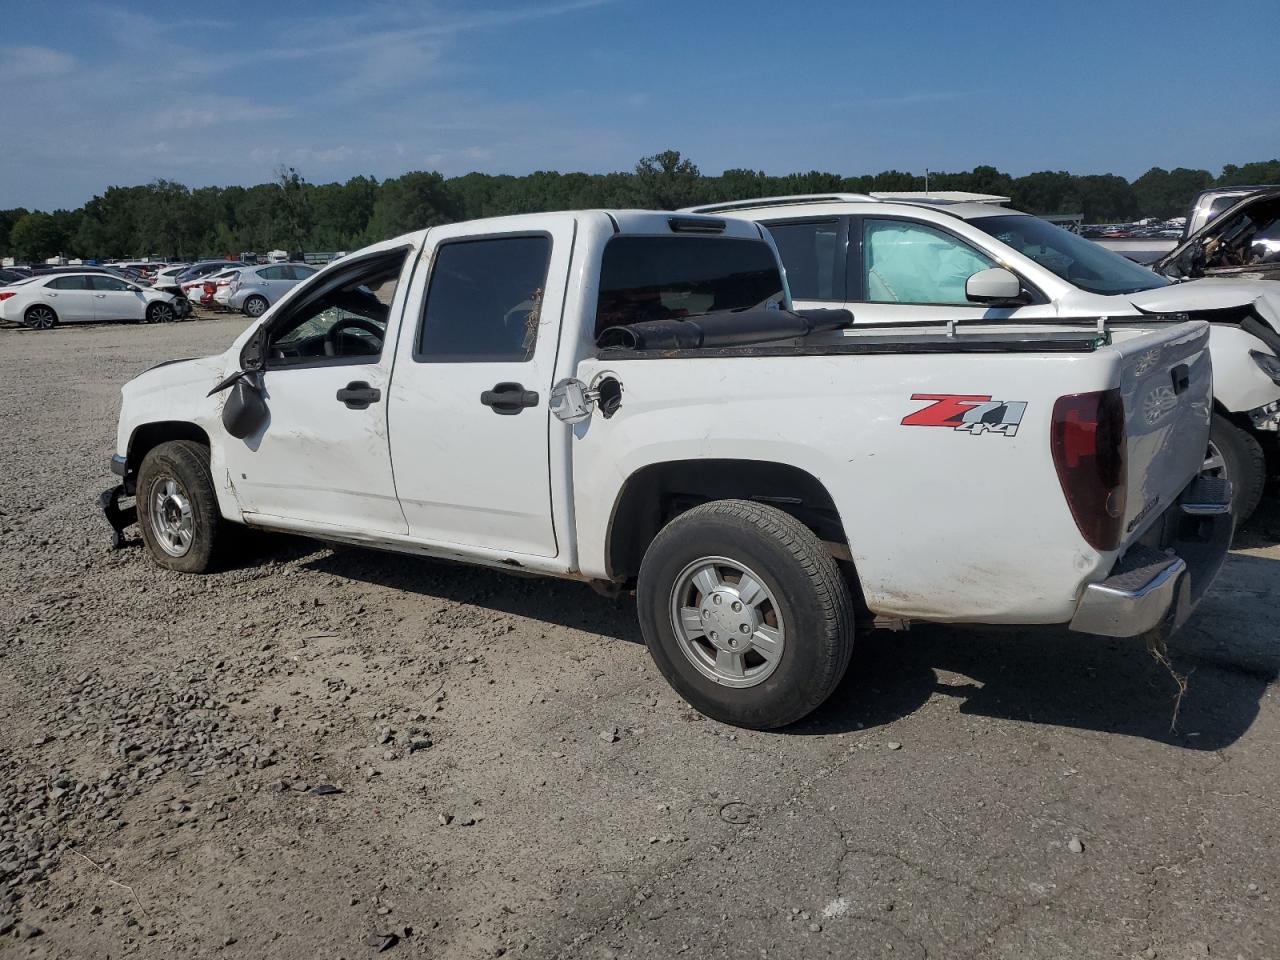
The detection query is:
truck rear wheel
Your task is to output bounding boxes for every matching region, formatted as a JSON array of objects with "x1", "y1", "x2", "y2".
[
  {"x1": 1204, "y1": 413, "x2": 1265, "y2": 522},
  {"x1": 136, "y1": 440, "x2": 225, "y2": 573},
  {"x1": 637, "y1": 499, "x2": 855, "y2": 729}
]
